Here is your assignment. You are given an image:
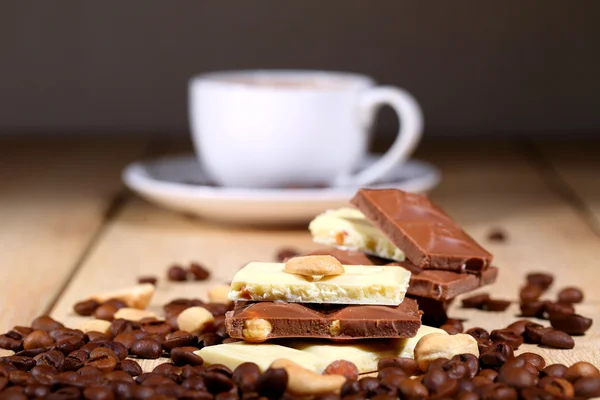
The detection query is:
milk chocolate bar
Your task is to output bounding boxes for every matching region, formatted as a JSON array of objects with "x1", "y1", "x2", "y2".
[
  {"x1": 306, "y1": 248, "x2": 498, "y2": 300},
  {"x1": 351, "y1": 189, "x2": 493, "y2": 272},
  {"x1": 225, "y1": 298, "x2": 421, "y2": 341},
  {"x1": 309, "y1": 207, "x2": 406, "y2": 262},
  {"x1": 228, "y1": 262, "x2": 411, "y2": 305}
]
